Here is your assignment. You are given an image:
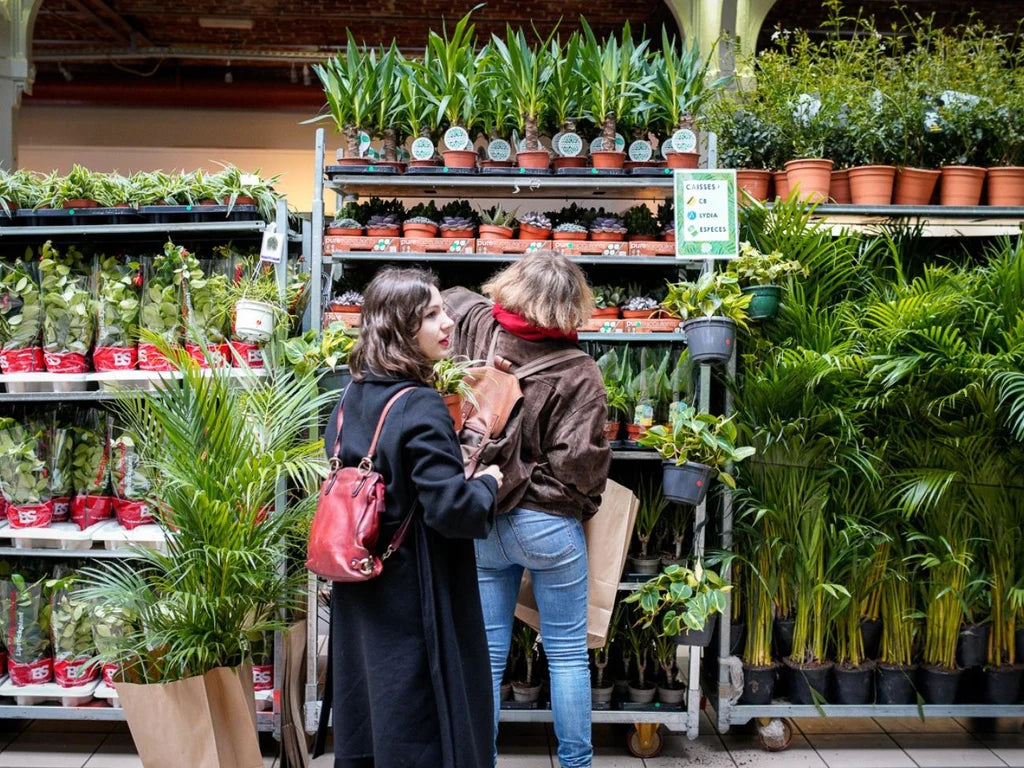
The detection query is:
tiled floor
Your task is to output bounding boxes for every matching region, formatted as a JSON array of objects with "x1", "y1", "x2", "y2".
[{"x1": 0, "y1": 712, "x2": 1019, "y2": 767}]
